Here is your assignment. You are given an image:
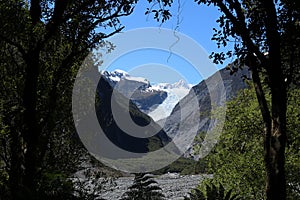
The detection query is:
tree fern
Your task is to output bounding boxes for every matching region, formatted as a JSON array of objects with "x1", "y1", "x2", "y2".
[{"x1": 120, "y1": 173, "x2": 165, "y2": 200}]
